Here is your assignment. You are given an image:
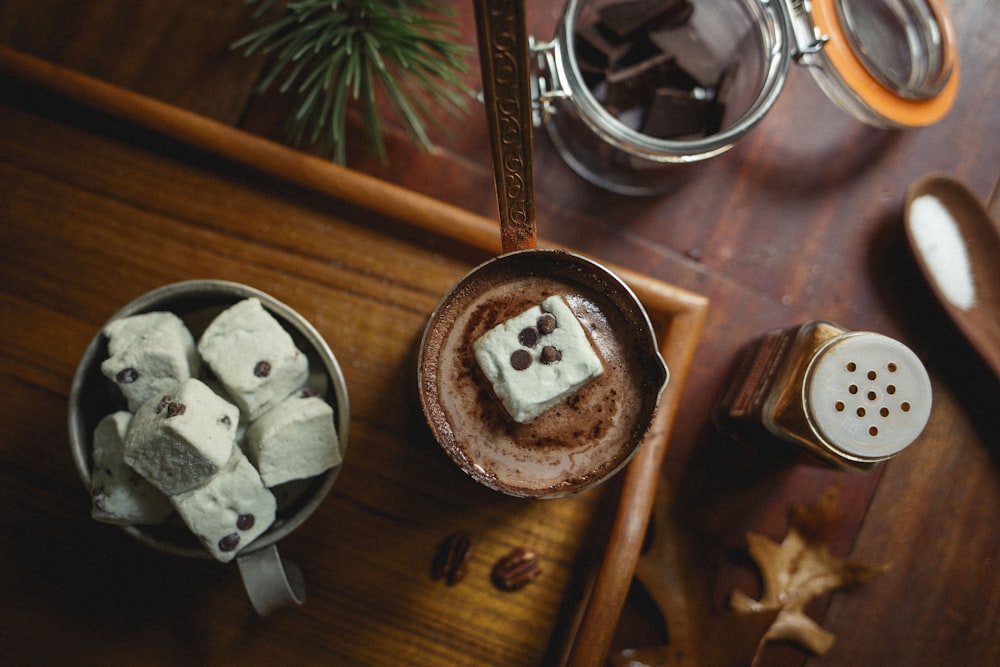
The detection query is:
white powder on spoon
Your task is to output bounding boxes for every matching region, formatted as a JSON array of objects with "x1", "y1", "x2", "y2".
[{"x1": 909, "y1": 194, "x2": 977, "y2": 311}]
